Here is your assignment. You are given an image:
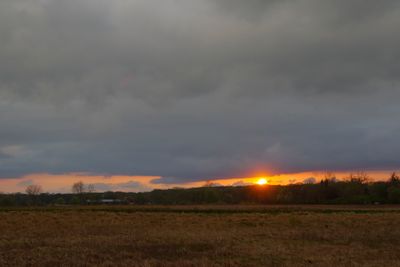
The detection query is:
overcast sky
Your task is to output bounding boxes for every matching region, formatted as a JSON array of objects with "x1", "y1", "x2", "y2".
[{"x1": 1, "y1": 0, "x2": 400, "y2": 188}]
